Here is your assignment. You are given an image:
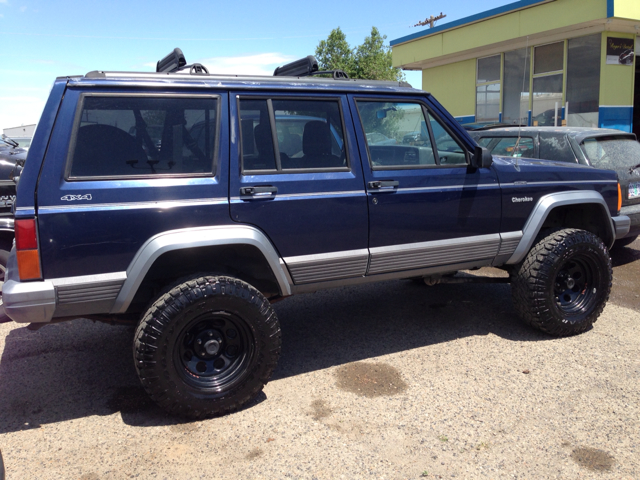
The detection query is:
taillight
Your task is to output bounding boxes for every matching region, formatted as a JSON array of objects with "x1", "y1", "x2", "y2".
[
  {"x1": 617, "y1": 182, "x2": 622, "y2": 214},
  {"x1": 15, "y1": 218, "x2": 42, "y2": 280}
]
